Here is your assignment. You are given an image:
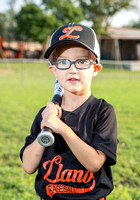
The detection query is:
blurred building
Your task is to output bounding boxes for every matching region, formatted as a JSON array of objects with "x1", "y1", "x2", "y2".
[
  {"x1": 0, "y1": 38, "x2": 43, "y2": 58},
  {"x1": 100, "y1": 27, "x2": 140, "y2": 61}
]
